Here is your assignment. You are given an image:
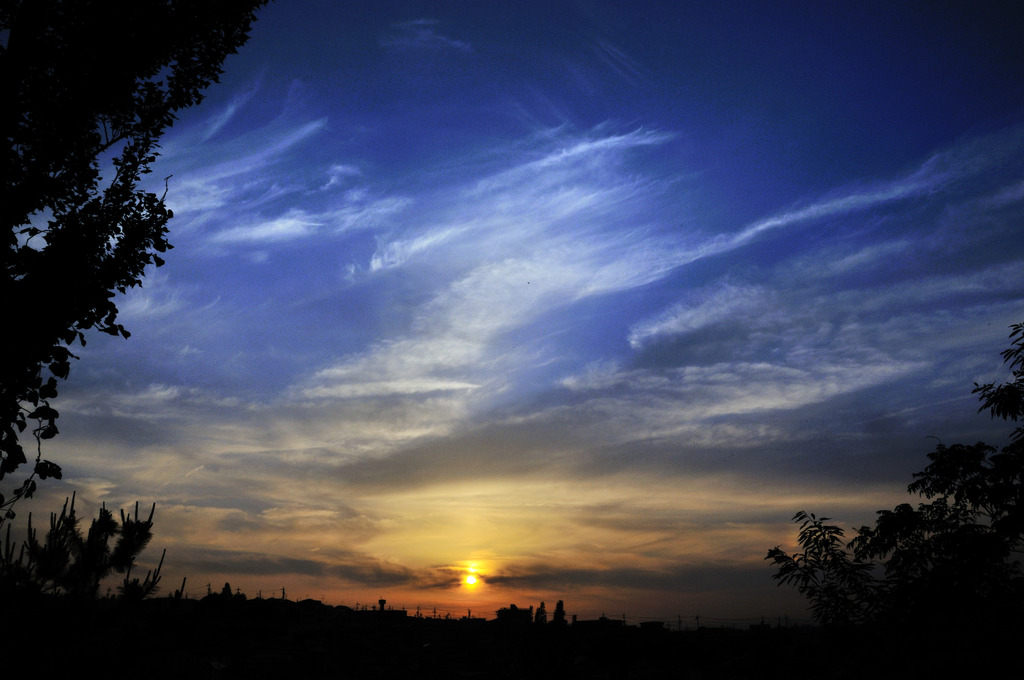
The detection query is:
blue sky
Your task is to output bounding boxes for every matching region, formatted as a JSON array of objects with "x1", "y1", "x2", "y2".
[{"x1": 37, "y1": 1, "x2": 1024, "y2": 621}]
